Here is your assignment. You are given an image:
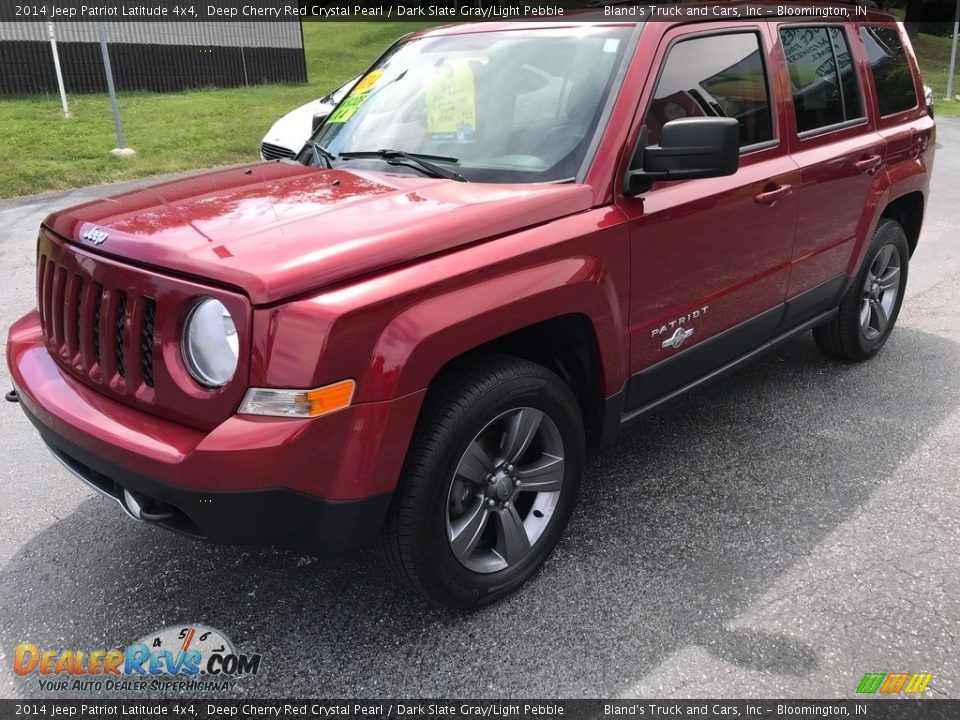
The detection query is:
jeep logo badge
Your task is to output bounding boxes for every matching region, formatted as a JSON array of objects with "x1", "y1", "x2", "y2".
[
  {"x1": 662, "y1": 327, "x2": 694, "y2": 350},
  {"x1": 82, "y1": 227, "x2": 108, "y2": 245}
]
